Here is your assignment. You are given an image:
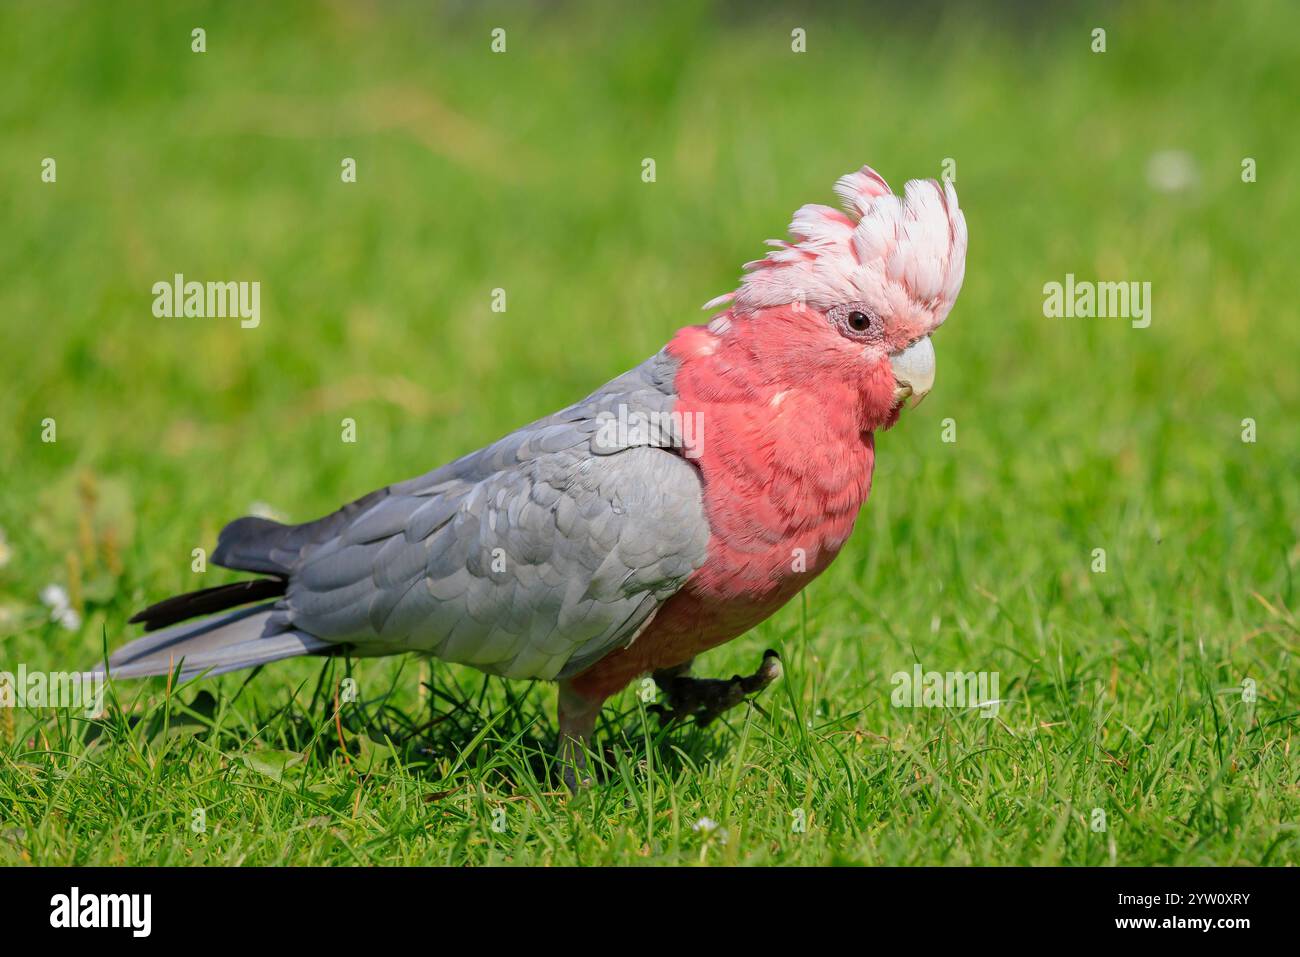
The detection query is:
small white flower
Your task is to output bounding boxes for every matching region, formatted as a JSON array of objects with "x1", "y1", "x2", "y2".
[
  {"x1": 1146, "y1": 150, "x2": 1199, "y2": 193},
  {"x1": 692, "y1": 816, "x2": 717, "y2": 832},
  {"x1": 692, "y1": 817, "x2": 727, "y2": 843},
  {"x1": 40, "y1": 584, "x2": 70, "y2": 612},
  {"x1": 40, "y1": 584, "x2": 79, "y2": 629}
]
